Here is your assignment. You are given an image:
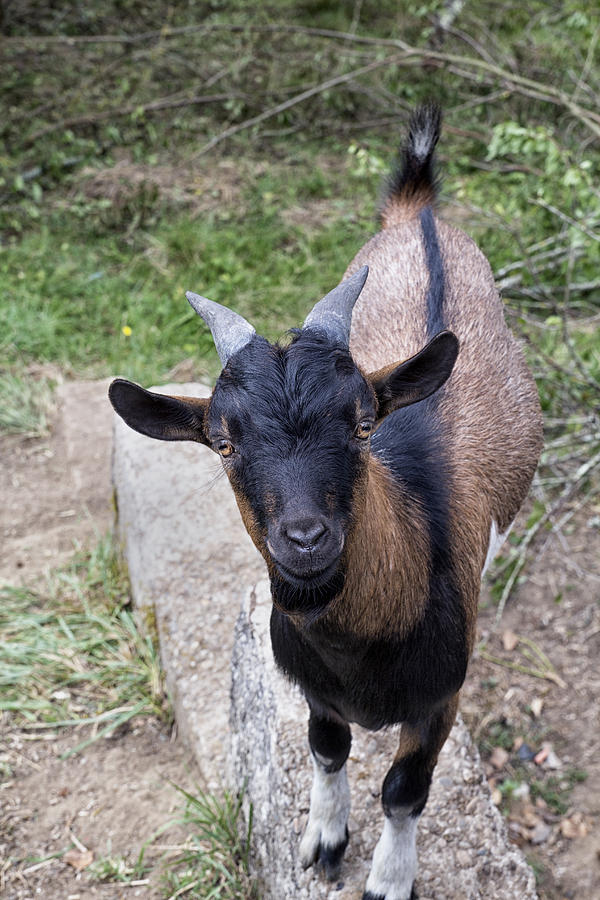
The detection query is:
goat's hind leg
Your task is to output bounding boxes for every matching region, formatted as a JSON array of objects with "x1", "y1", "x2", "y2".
[
  {"x1": 363, "y1": 695, "x2": 459, "y2": 900},
  {"x1": 299, "y1": 708, "x2": 352, "y2": 880}
]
